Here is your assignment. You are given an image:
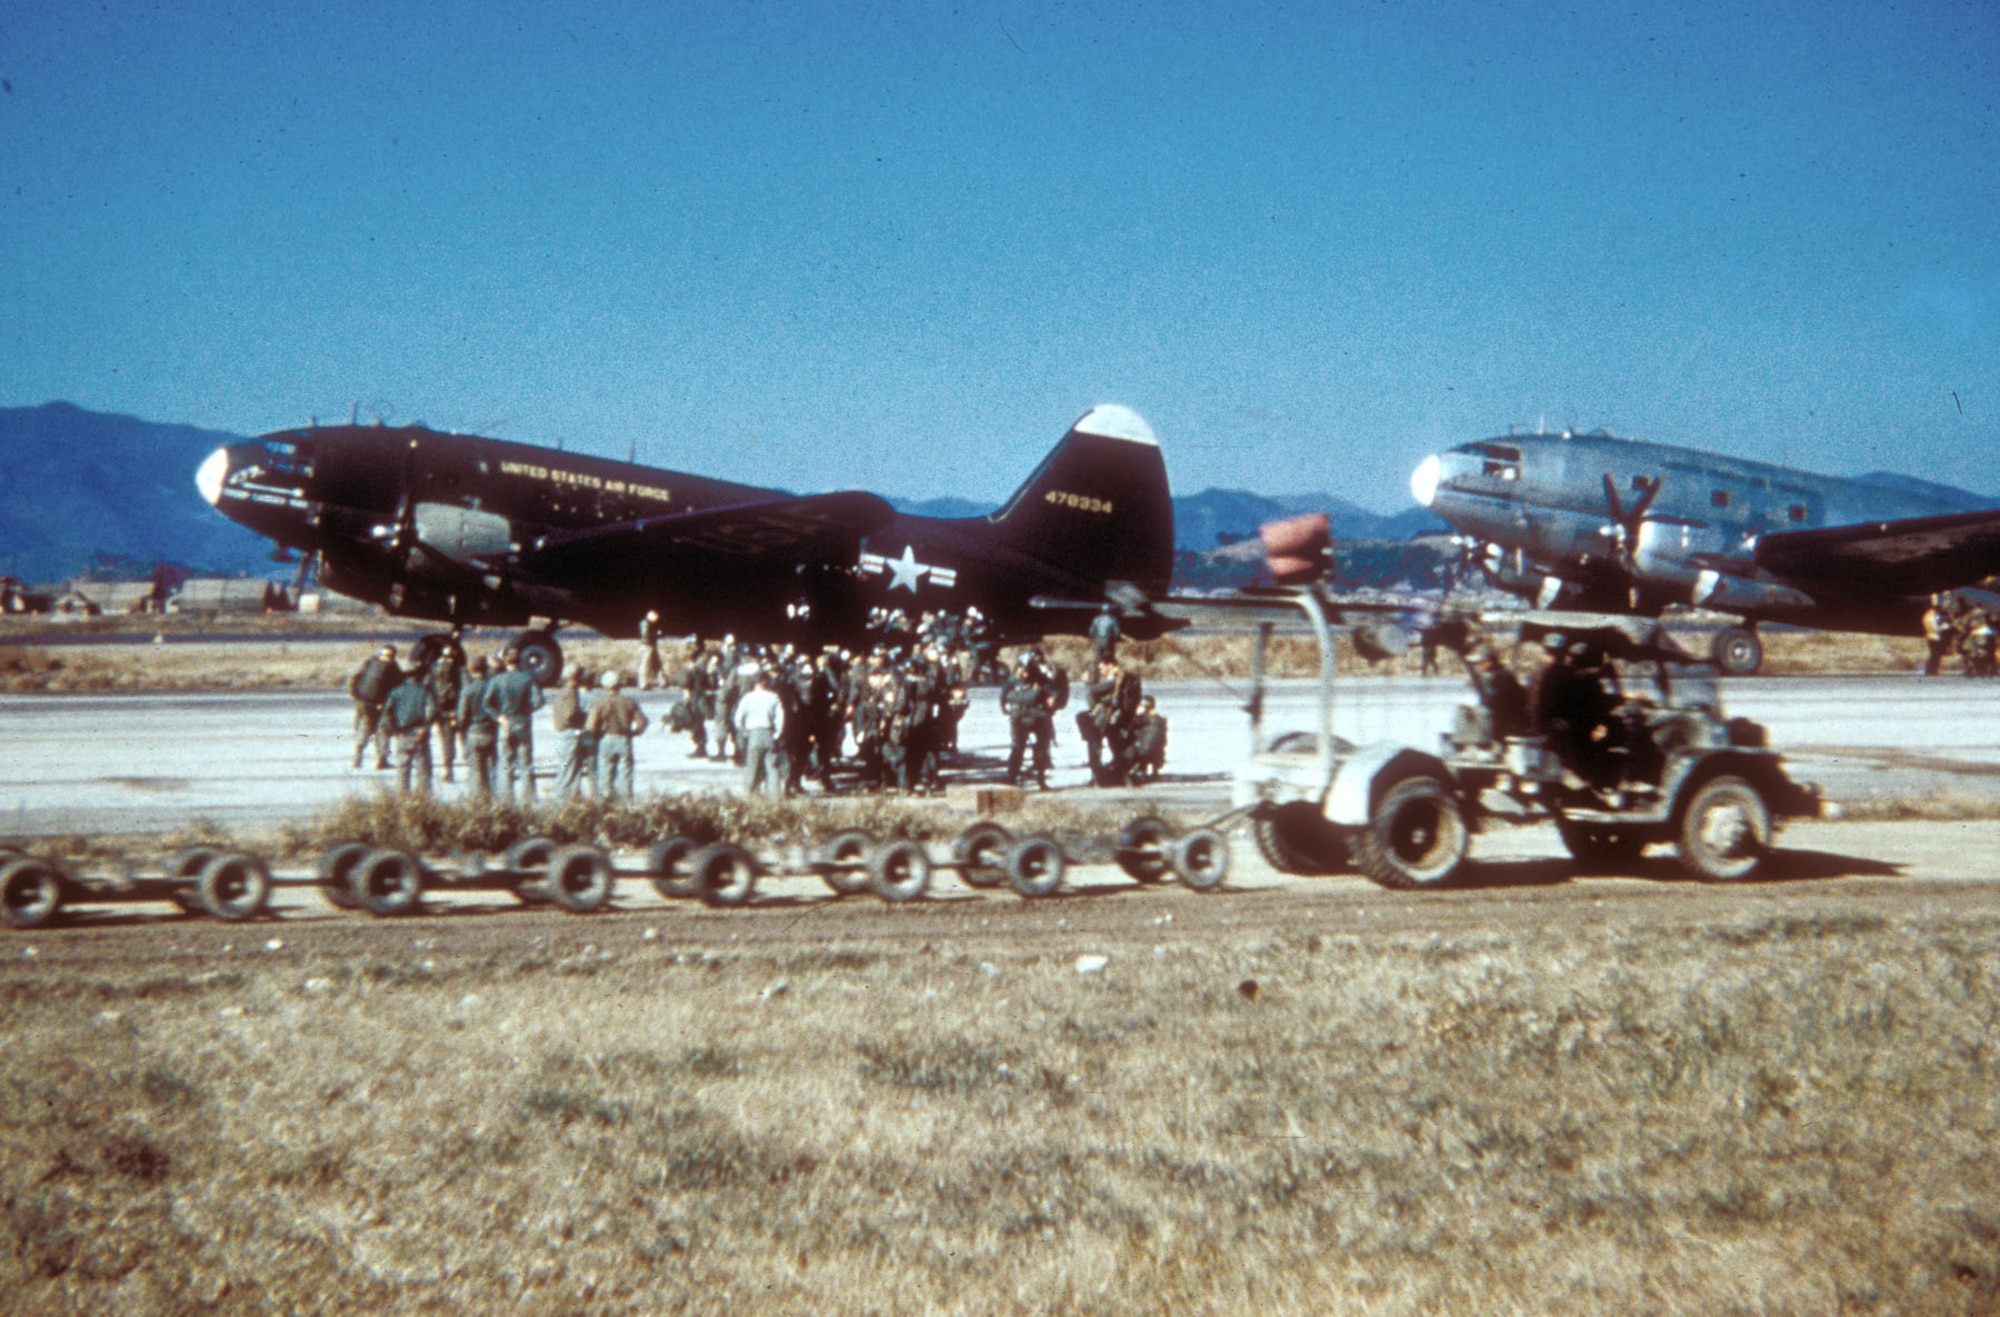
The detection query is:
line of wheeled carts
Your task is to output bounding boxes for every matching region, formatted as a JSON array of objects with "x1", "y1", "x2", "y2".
[{"x1": 0, "y1": 818, "x2": 1231, "y2": 929}]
